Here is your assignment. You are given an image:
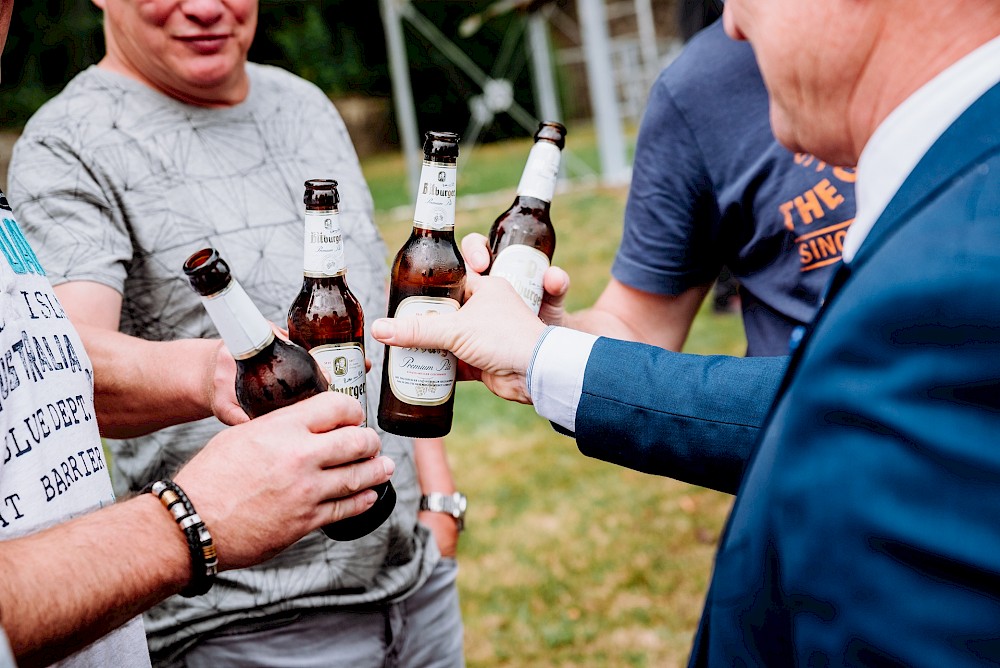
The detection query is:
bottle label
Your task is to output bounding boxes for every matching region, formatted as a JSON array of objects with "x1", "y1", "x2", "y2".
[
  {"x1": 200, "y1": 281, "x2": 274, "y2": 360},
  {"x1": 303, "y1": 210, "x2": 346, "y2": 277},
  {"x1": 413, "y1": 161, "x2": 457, "y2": 231},
  {"x1": 311, "y1": 342, "x2": 367, "y2": 426},
  {"x1": 387, "y1": 296, "x2": 460, "y2": 405},
  {"x1": 517, "y1": 142, "x2": 561, "y2": 203},
  {"x1": 490, "y1": 244, "x2": 549, "y2": 315}
]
